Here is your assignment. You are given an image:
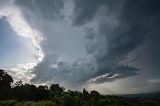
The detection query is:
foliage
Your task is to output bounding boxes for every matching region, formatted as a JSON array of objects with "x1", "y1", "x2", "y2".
[
  {"x1": 0, "y1": 100, "x2": 56, "y2": 106},
  {"x1": 0, "y1": 69, "x2": 160, "y2": 106},
  {"x1": 0, "y1": 69, "x2": 13, "y2": 99}
]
